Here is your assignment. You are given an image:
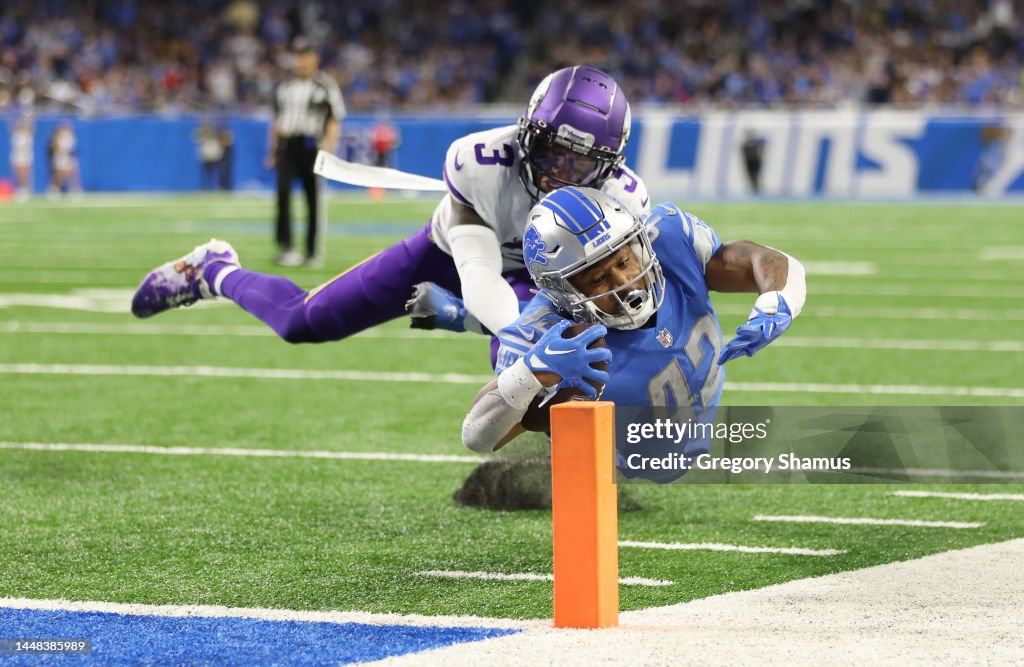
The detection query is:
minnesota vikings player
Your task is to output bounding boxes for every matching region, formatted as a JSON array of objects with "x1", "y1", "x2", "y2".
[
  {"x1": 461, "y1": 186, "x2": 806, "y2": 455},
  {"x1": 131, "y1": 67, "x2": 648, "y2": 356}
]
